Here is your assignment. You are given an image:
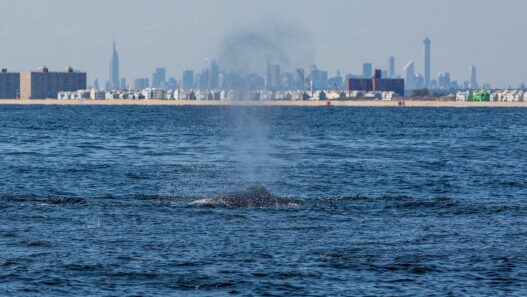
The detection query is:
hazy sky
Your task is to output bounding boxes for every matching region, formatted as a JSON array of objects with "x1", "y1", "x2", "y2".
[{"x1": 1, "y1": 0, "x2": 526, "y2": 87}]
